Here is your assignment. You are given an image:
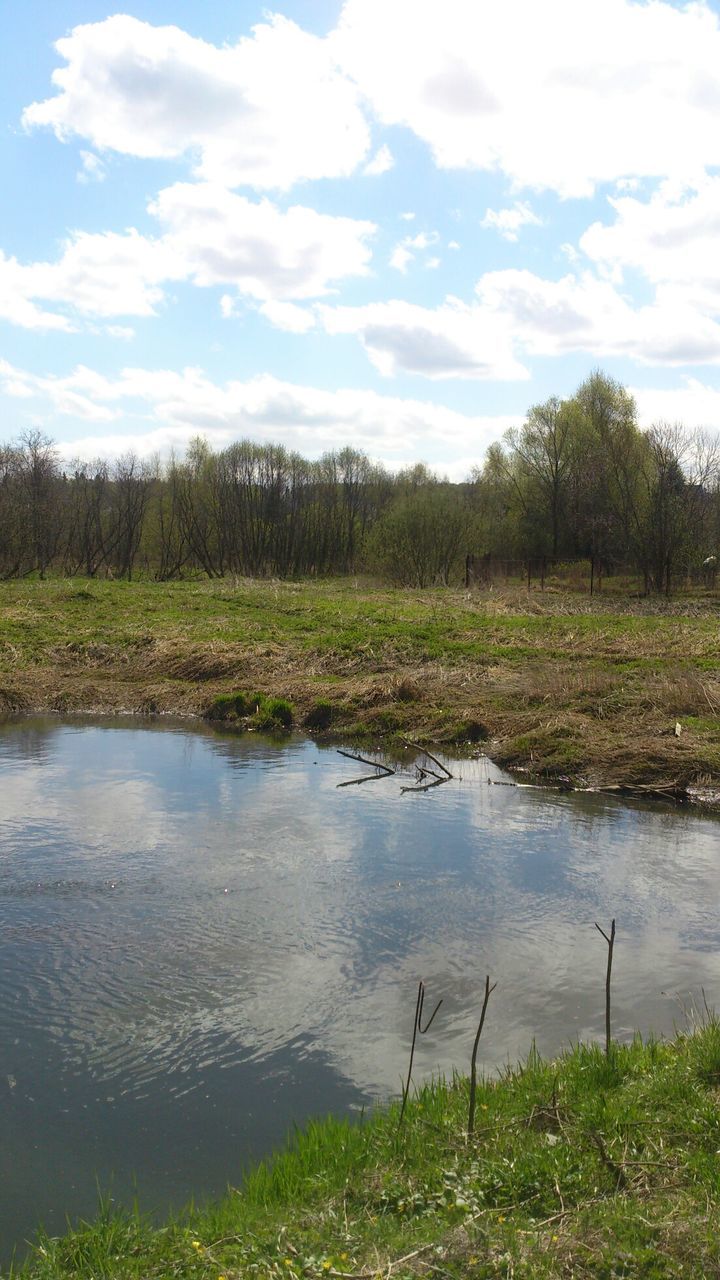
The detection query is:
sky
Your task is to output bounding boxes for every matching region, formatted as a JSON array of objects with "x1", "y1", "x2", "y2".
[{"x1": 3, "y1": 0, "x2": 720, "y2": 479}]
